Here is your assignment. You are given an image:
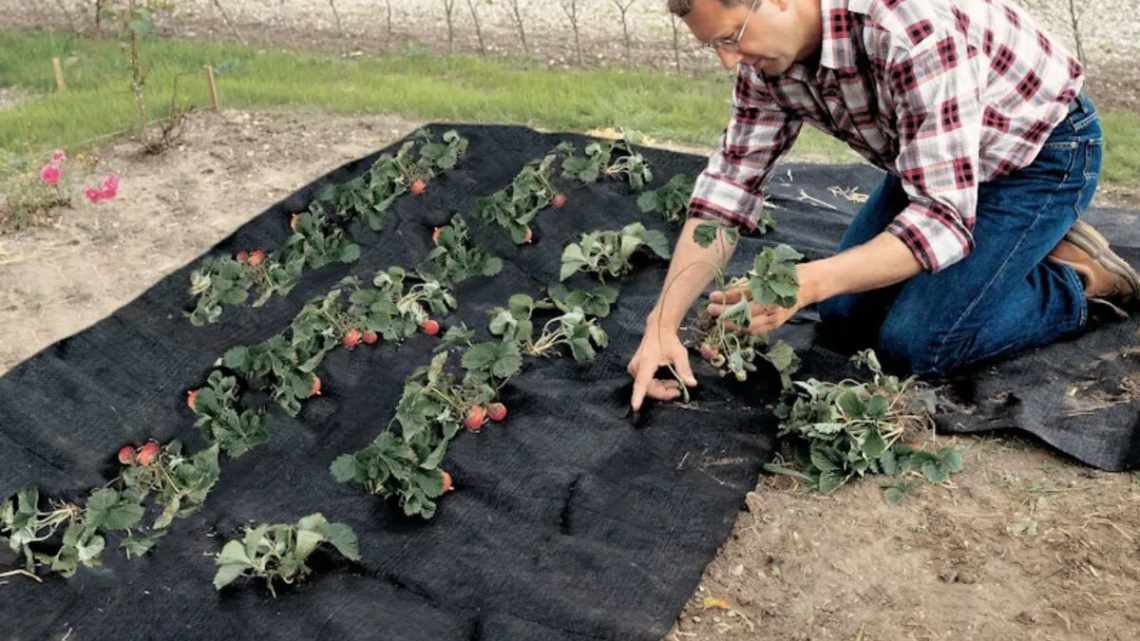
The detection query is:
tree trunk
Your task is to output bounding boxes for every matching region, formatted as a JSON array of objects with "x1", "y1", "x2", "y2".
[
  {"x1": 611, "y1": 0, "x2": 634, "y2": 66},
  {"x1": 508, "y1": 0, "x2": 529, "y2": 56},
  {"x1": 465, "y1": 0, "x2": 486, "y2": 55},
  {"x1": 210, "y1": 0, "x2": 247, "y2": 46},
  {"x1": 328, "y1": 0, "x2": 346, "y2": 41},
  {"x1": 443, "y1": 0, "x2": 457, "y2": 55},
  {"x1": 1066, "y1": 0, "x2": 1087, "y2": 66},
  {"x1": 560, "y1": 0, "x2": 583, "y2": 66},
  {"x1": 670, "y1": 13, "x2": 681, "y2": 72}
]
